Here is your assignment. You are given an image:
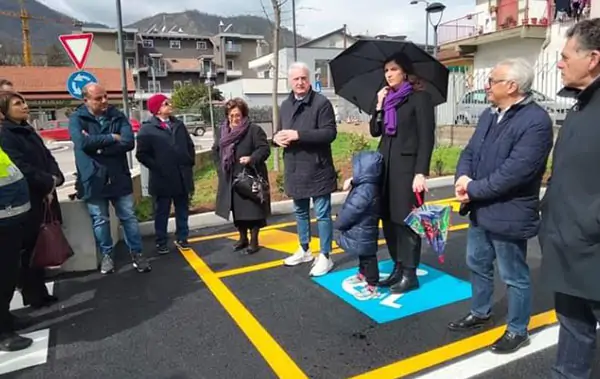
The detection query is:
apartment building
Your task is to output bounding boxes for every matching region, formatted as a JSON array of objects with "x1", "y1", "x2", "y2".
[{"x1": 78, "y1": 26, "x2": 267, "y2": 97}]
